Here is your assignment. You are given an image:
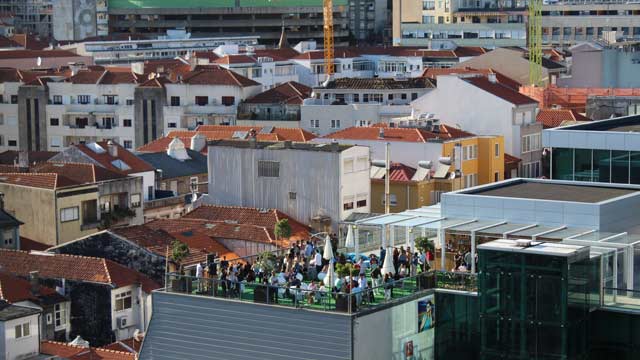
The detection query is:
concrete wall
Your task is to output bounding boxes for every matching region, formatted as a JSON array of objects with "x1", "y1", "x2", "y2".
[
  {"x1": 56, "y1": 185, "x2": 101, "y2": 245},
  {"x1": 0, "y1": 184, "x2": 57, "y2": 246},
  {"x1": 558, "y1": 44, "x2": 603, "y2": 88},
  {"x1": 134, "y1": 87, "x2": 165, "y2": 147},
  {"x1": 139, "y1": 291, "x2": 352, "y2": 360},
  {"x1": 2, "y1": 313, "x2": 40, "y2": 360},
  {"x1": 18, "y1": 85, "x2": 48, "y2": 151}
]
